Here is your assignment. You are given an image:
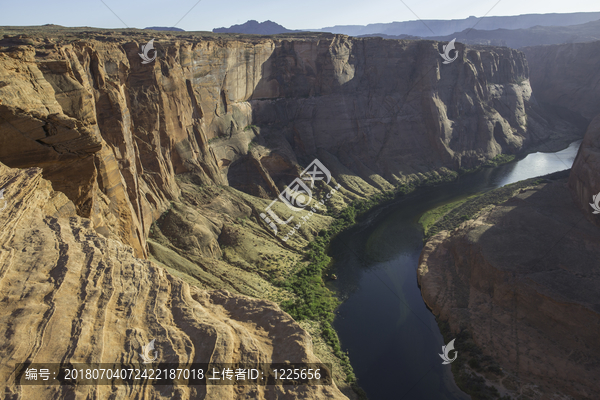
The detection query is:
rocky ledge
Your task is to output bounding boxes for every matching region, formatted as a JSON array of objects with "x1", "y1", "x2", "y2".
[{"x1": 0, "y1": 161, "x2": 347, "y2": 399}]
